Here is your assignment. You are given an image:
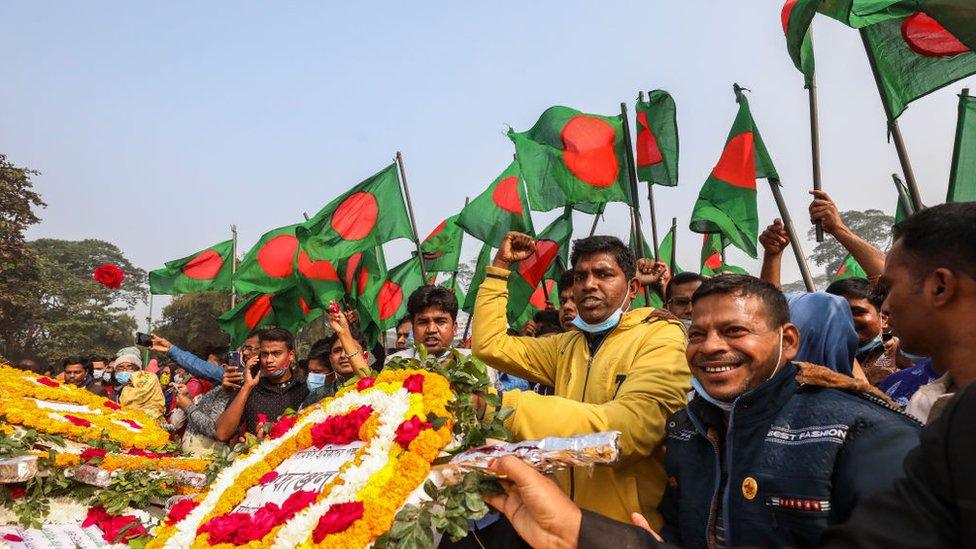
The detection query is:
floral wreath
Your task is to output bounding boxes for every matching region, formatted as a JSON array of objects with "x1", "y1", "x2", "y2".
[
  {"x1": 148, "y1": 368, "x2": 454, "y2": 548},
  {"x1": 0, "y1": 365, "x2": 169, "y2": 450}
]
